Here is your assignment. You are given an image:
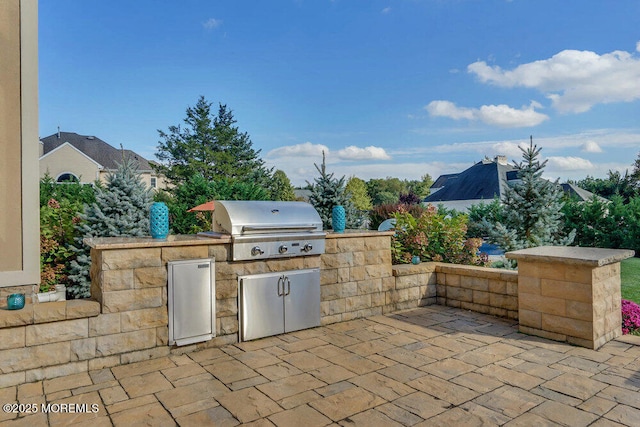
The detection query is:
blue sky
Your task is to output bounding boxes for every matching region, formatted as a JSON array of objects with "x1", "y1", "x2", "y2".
[{"x1": 39, "y1": 1, "x2": 640, "y2": 186}]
